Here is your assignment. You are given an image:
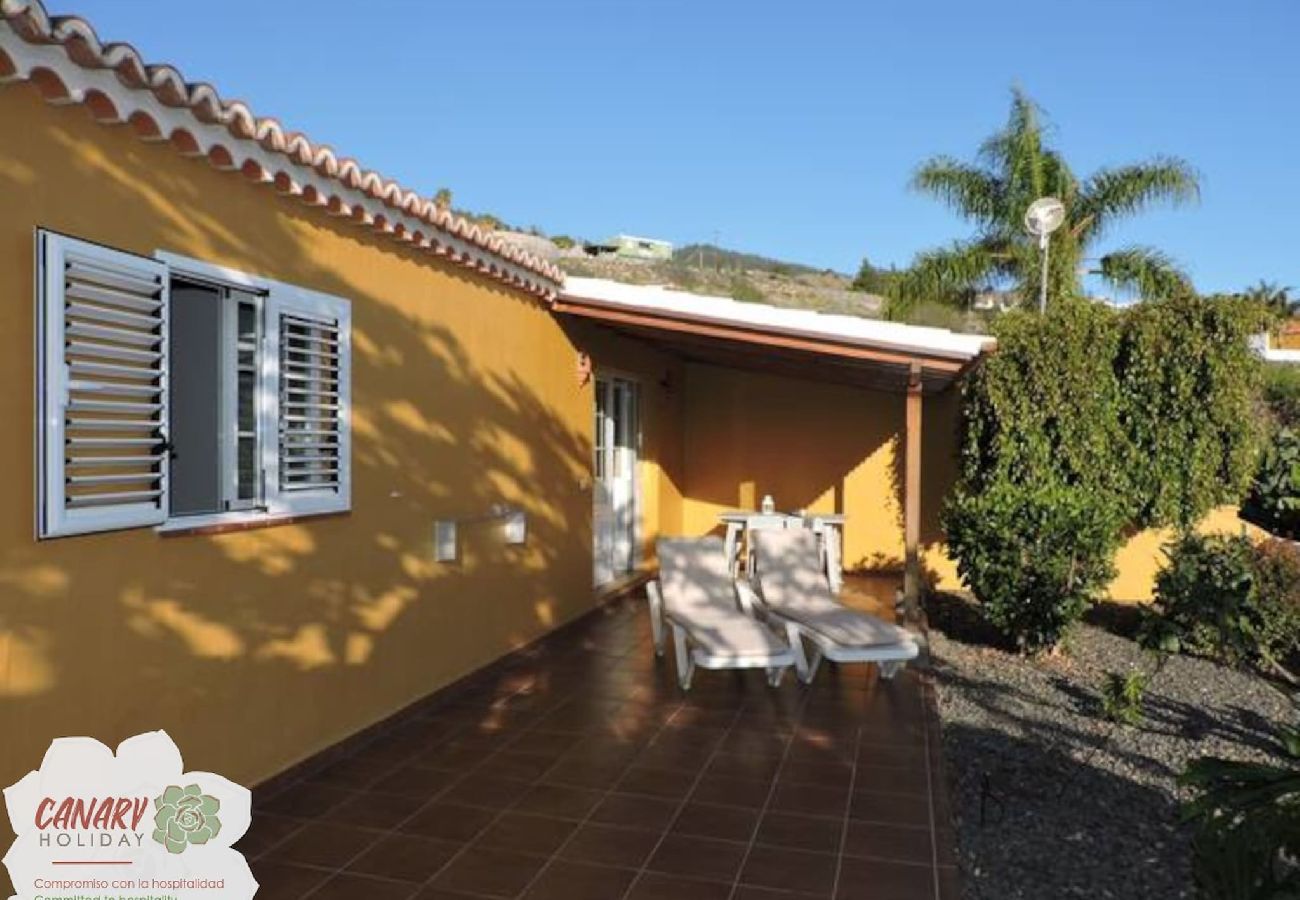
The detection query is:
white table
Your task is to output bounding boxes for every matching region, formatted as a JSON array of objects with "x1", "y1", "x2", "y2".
[{"x1": 720, "y1": 511, "x2": 846, "y2": 593}]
